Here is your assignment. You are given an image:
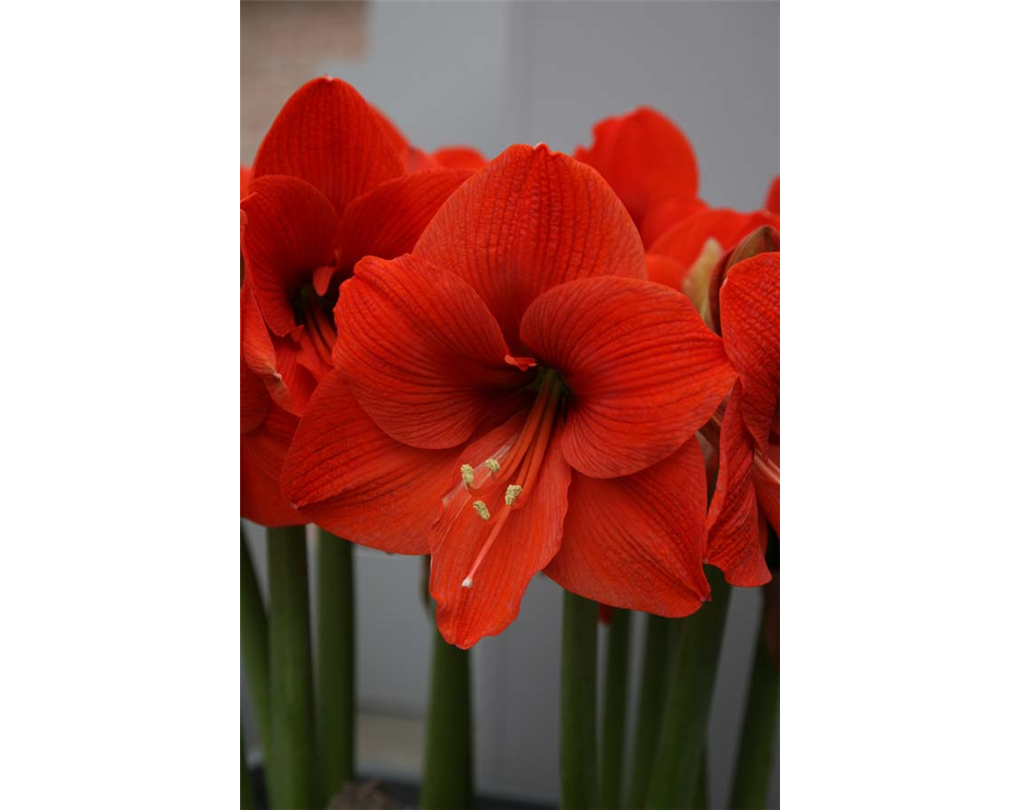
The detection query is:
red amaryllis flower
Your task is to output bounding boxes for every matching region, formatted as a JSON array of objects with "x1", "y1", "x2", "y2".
[
  {"x1": 240, "y1": 77, "x2": 470, "y2": 524},
  {"x1": 575, "y1": 107, "x2": 703, "y2": 247},
  {"x1": 703, "y1": 251, "x2": 779, "y2": 585},
  {"x1": 282, "y1": 144, "x2": 737, "y2": 647}
]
